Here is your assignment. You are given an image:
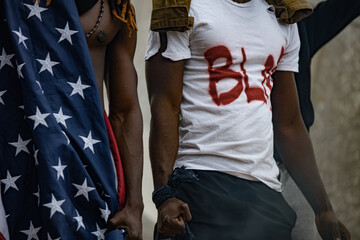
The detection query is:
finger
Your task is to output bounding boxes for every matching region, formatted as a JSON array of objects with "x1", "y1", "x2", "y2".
[
  {"x1": 338, "y1": 221, "x2": 351, "y2": 240},
  {"x1": 179, "y1": 202, "x2": 192, "y2": 222},
  {"x1": 159, "y1": 223, "x2": 185, "y2": 235},
  {"x1": 332, "y1": 230, "x2": 341, "y2": 240},
  {"x1": 106, "y1": 215, "x2": 127, "y2": 234},
  {"x1": 158, "y1": 224, "x2": 177, "y2": 238},
  {"x1": 157, "y1": 230, "x2": 175, "y2": 239},
  {"x1": 159, "y1": 217, "x2": 186, "y2": 236},
  {"x1": 334, "y1": 227, "x2": 342, "y2": 240},
  {"x1": 106, "y1": 219, "x2": 118, "y2": 234},
  {"x1": 126, "y1": 231, "x2": 142, "y2": 240},
  {"x1": 158, "y1": 229, "x2": 176, "y2": 238}
]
